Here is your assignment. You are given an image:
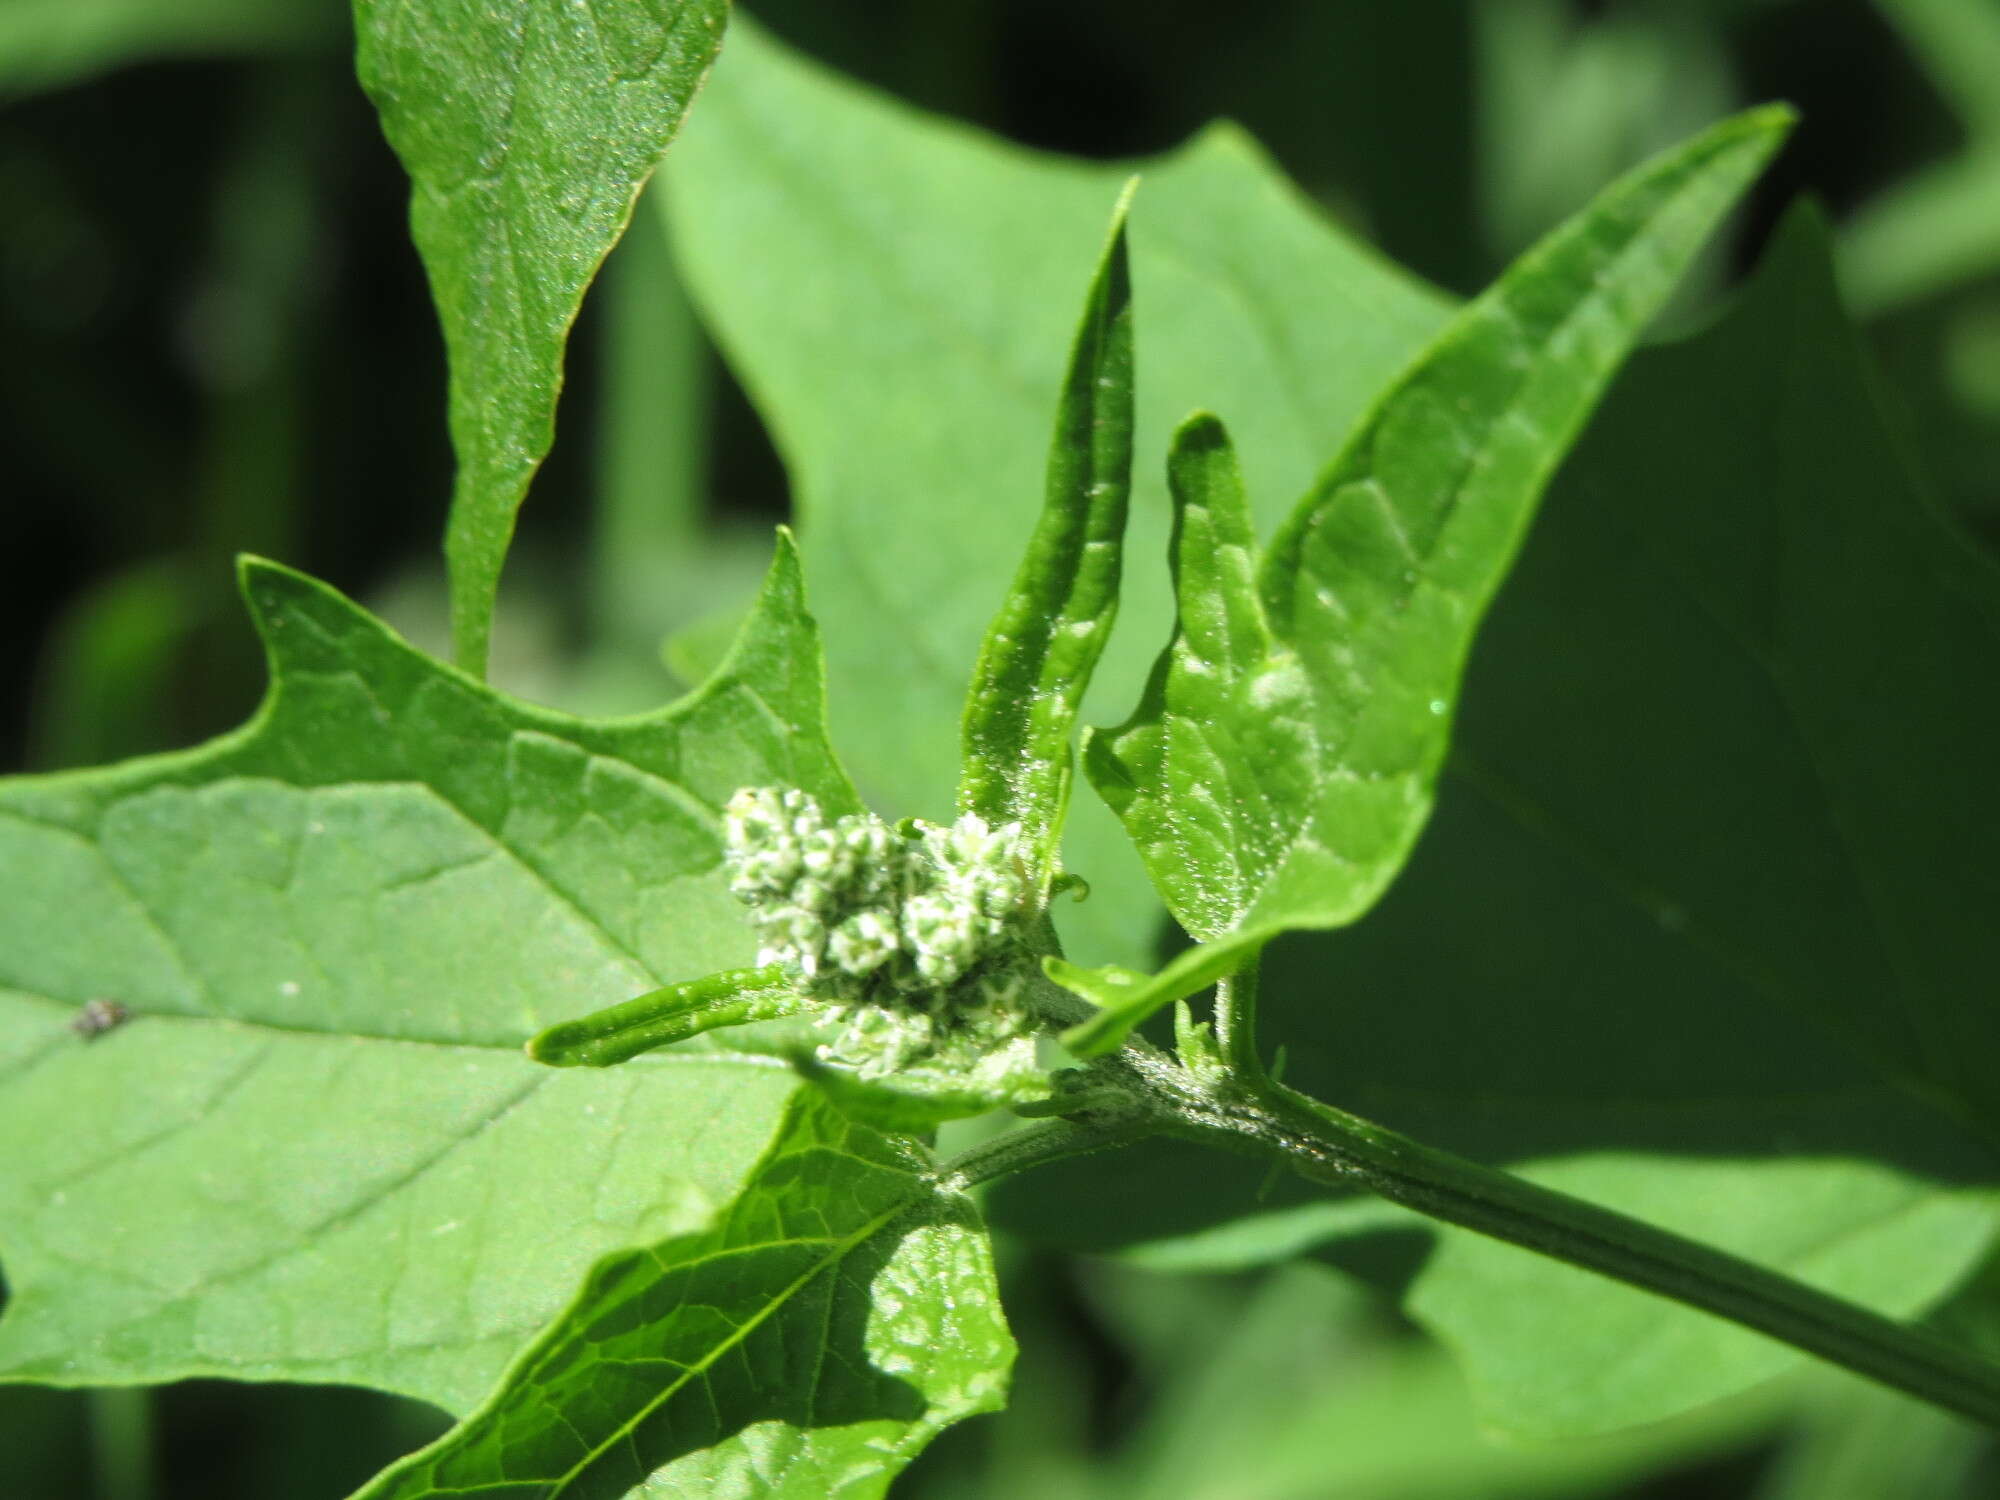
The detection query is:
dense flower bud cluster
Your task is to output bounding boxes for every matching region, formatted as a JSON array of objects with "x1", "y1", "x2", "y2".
[{"x1": 722, "y1": 786, "x2": 1041, "y2": 1077}]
